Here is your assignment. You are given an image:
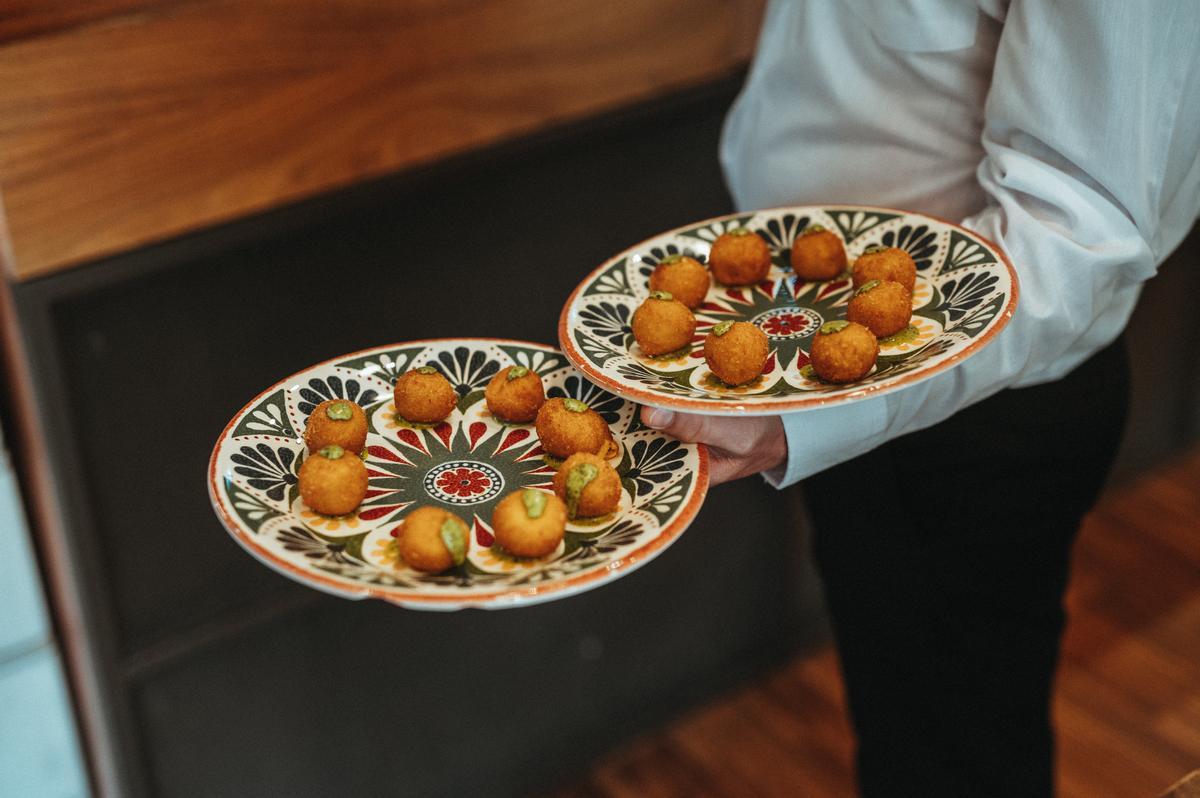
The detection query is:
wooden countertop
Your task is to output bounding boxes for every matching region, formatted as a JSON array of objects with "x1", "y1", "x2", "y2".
[{"x1": 0, "y1": 0, "x2": 763, "y2": 281}]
